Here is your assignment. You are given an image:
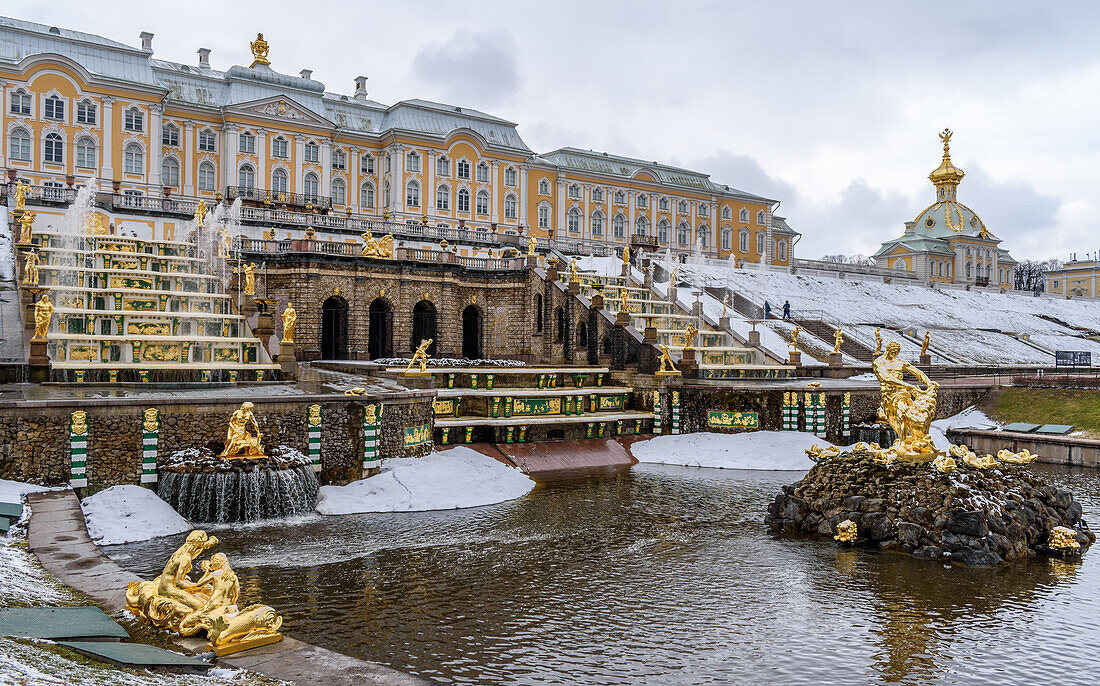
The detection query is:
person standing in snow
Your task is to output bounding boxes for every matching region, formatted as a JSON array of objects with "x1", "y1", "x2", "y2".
[
  {"x1": 783, "y1": 301, "x2": 791, "y2": 320},
  {"x1": 763, "y1": 301, "x2": 771, "y2": 319}
]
